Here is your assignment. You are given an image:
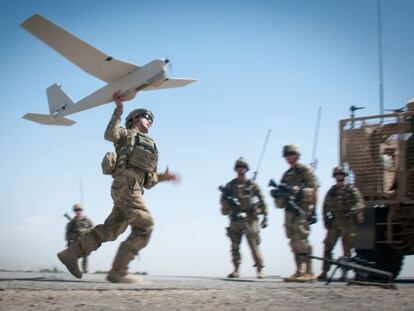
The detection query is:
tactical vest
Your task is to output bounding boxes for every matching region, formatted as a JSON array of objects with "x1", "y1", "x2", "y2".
[
  {"x1": 68, "y1": 217, "x2": 92, "y2": 240},
  {"x1": 228, "y1": 179, "x2": 255, "y2": 211},
  {"x1": 112, "y1": 130, "x2": 158, "y2": 174},
  {"x1": 325, "y1": 185, "x2": 356, "y2": 215},
  {"x1": 128, "y1": 132, "x2": 158, "y2": 172}
]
